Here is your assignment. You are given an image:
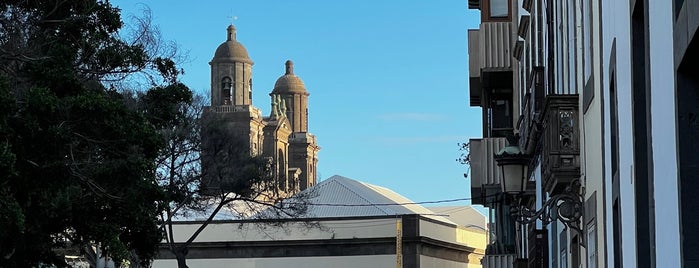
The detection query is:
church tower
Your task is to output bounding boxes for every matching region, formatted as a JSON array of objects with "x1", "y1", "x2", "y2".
[
  {"x1": 271, "y1": 61, "x2": 320, "y2": 189},
  {"x1": 271, "y1": 60, "x2": 308, "y2": 132},
  {"x1": 201, "y1": 25, "x2": 320, "y2": 196},
  {"x1": 201, "y1": 25, "x2": 265, "y2": 194},
  {"x1": 210, "y1": 24, "x2": 253, "y2": 107}
]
